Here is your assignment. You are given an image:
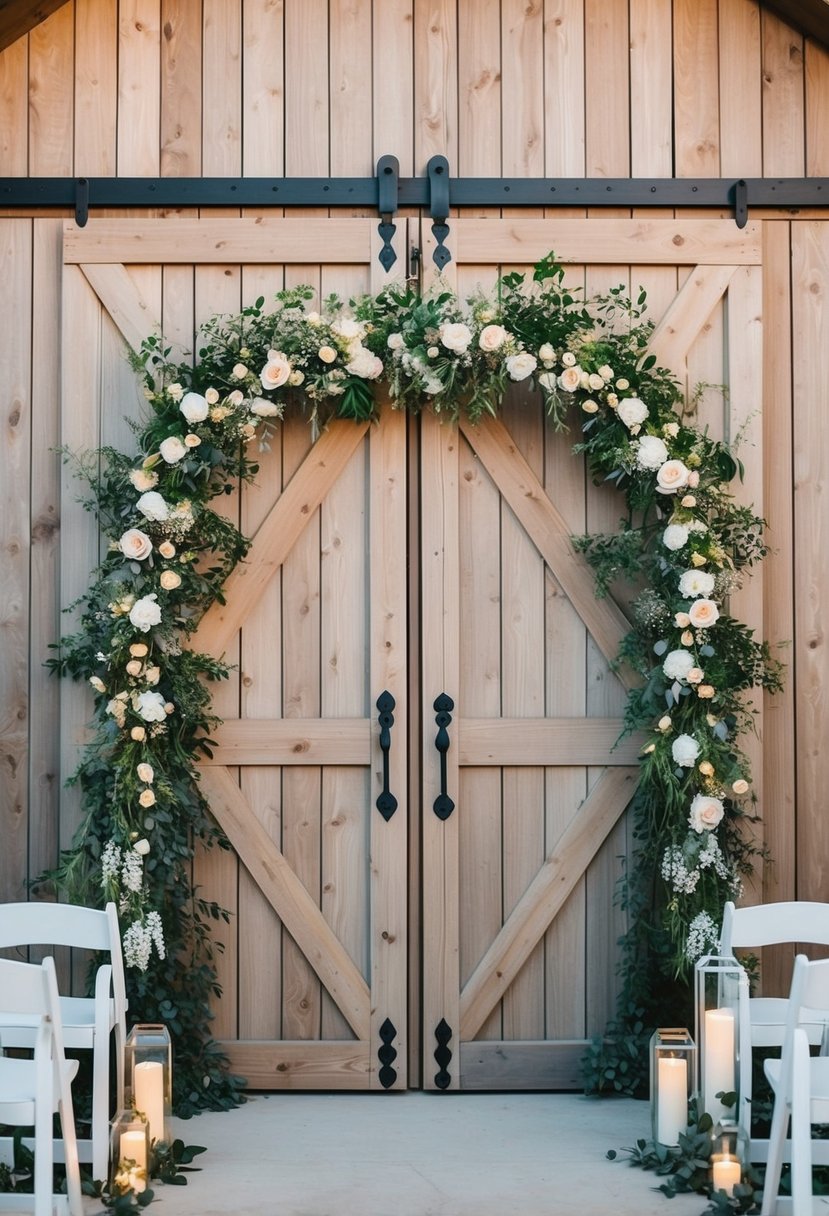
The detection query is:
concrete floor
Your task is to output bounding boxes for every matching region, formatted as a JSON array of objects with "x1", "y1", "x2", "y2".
[{"x1": 154, "y1": 1091, "x2": 710, "y2": 1216}]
